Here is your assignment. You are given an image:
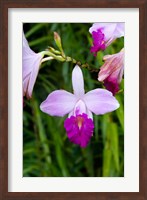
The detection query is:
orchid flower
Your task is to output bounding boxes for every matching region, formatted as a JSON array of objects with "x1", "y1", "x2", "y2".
[
  {"x1": 89, "y1": 23, "x2": 124, "y2": 56},
  {"x1": 23, "y1": 32, "x2": 44, "y2": 99},
  {"x1": 98, "y1": 48, "x2": 124, "y2": 95},
  {"x1": 40, "y1": 65, "x2": 119, "y2": 148}
]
